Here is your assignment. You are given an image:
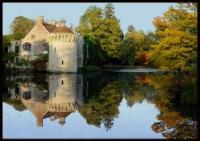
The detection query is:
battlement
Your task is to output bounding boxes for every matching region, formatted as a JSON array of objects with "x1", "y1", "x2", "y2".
[
  {"x1": 47, "y1": 102, "x2": 78, "y2": 112},
  {"x1": 48, "y1": 33, "x2": 78, "y2": 42}
]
